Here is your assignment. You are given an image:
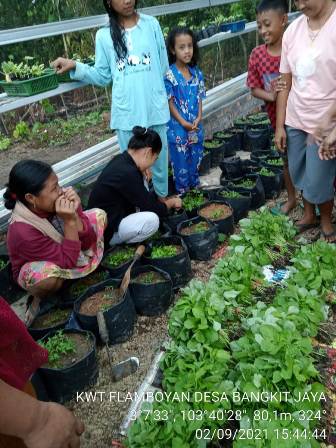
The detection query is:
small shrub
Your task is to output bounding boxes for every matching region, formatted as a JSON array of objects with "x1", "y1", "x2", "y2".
[
  {"x1": 39, "y1": 331, "x2": 76, "y2": 368},
  {"x1": 13, "y1": 121, "x2": 30, "y2": 140}
]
